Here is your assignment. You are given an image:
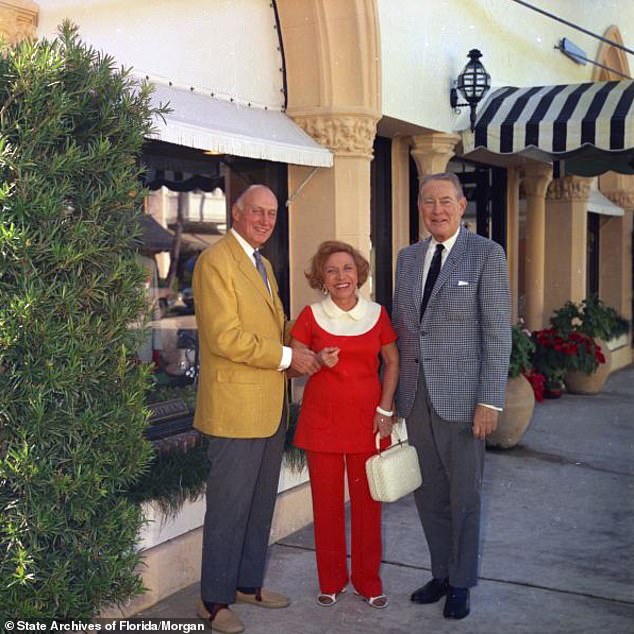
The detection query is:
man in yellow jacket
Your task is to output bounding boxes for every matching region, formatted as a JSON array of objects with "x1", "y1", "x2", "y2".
[{"x1": 193, "y1": 185, "x2": 321, "y2": 633}]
